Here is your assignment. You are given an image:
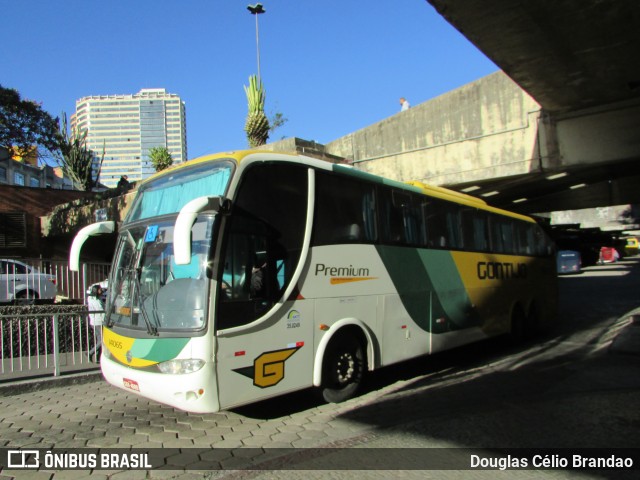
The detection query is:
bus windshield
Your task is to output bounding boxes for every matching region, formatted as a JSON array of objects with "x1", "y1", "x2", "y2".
[
  {"x1": 107, "y1": 215, "x2": 214, "y2": 333},
  {"x1": 127, "y1": 160, "x2": 233, "y2": 222}
]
